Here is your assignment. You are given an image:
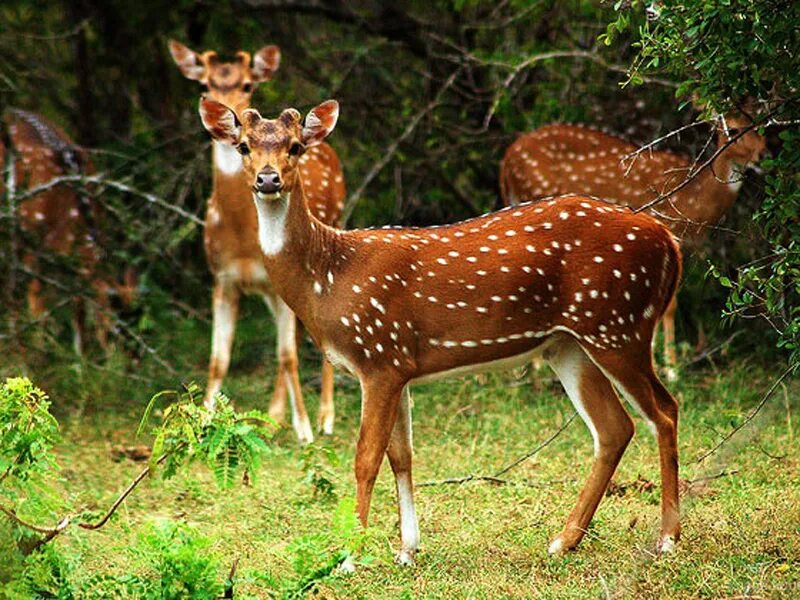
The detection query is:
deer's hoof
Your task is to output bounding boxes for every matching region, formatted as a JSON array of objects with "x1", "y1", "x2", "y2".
[
  {"x1": 664, "y1": 367, "x2": 679, "y2": 383},
  {"x1": 548, "y1": 537, "x2": 566, "y2": 555},
  {"x1": 657, "y1": 534, "x2": 677, "y2": 554},
  {"x1": 318, "y1": 415, "x2": 335, "y2": 436},
  {"x1": 338, "y1": 555, "x2": 357, "y2": 574},
  {"x1": 395, "y1": 549, "x2": 416, "y2": 567}
]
